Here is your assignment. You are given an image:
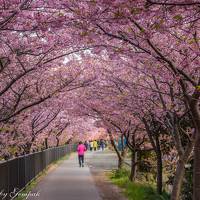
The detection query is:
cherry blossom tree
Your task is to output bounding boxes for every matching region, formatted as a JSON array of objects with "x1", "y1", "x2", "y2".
[{"x1": 0, "y1": 1, "x2": 199, "y2": 199}]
